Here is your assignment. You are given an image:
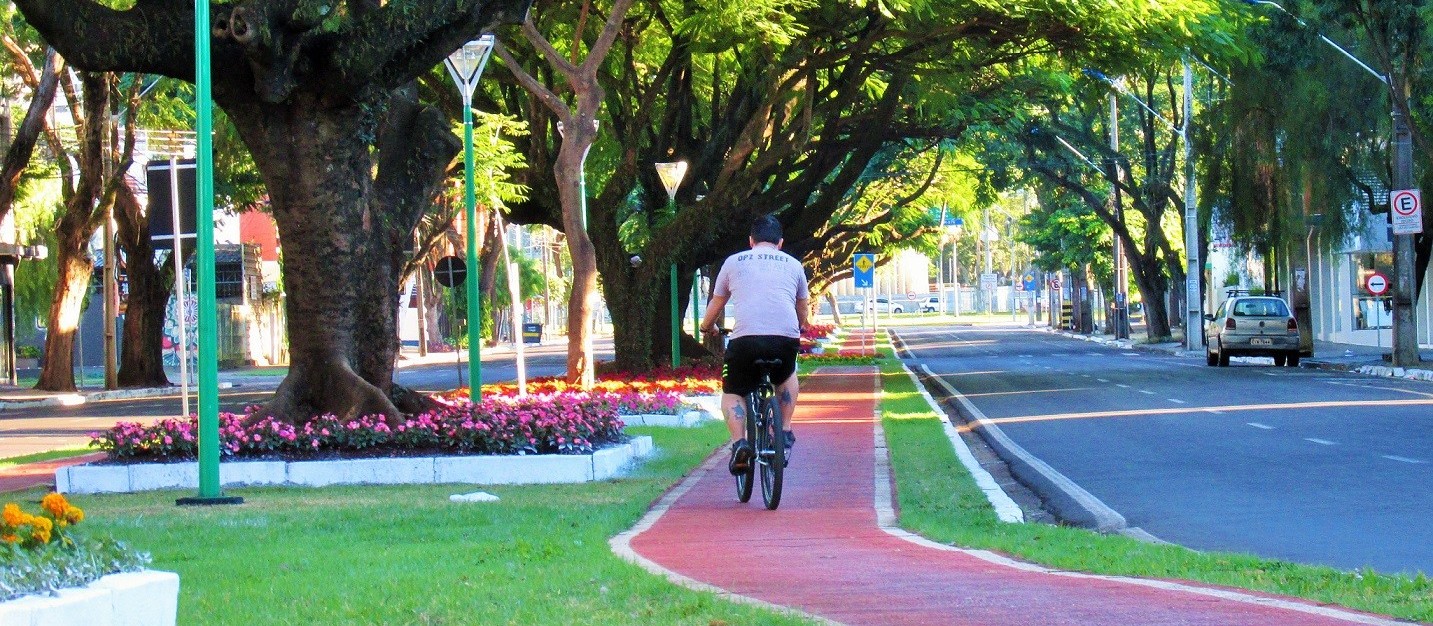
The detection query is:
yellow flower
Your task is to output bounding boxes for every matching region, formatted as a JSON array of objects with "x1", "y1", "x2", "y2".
[
  {"x1": 64, "y1": 506, "x2": 84, "y2": 525},
  {"x1": 41, "y1": 493, "x2": 69, "y2": 518},
  {"x1": 2, "y1": 503, "x2": 23, "y2": 527},
  {"x1": 0, "y1": 533, "x2": 17, "y2": 544}
]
